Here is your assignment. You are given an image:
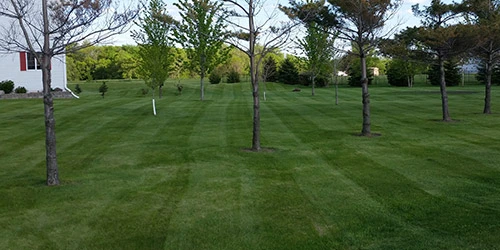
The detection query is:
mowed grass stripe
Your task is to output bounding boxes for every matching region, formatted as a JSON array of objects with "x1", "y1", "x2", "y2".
[
  {"x1": 265, "y1": 89, "x2": 496, "y2": 248},
  {"x1": 265, "y1": 93, "x2": 439, "y2": 249},
  {"x1": 2, "y1": 81, "x2": 500, "y2": 249}
]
